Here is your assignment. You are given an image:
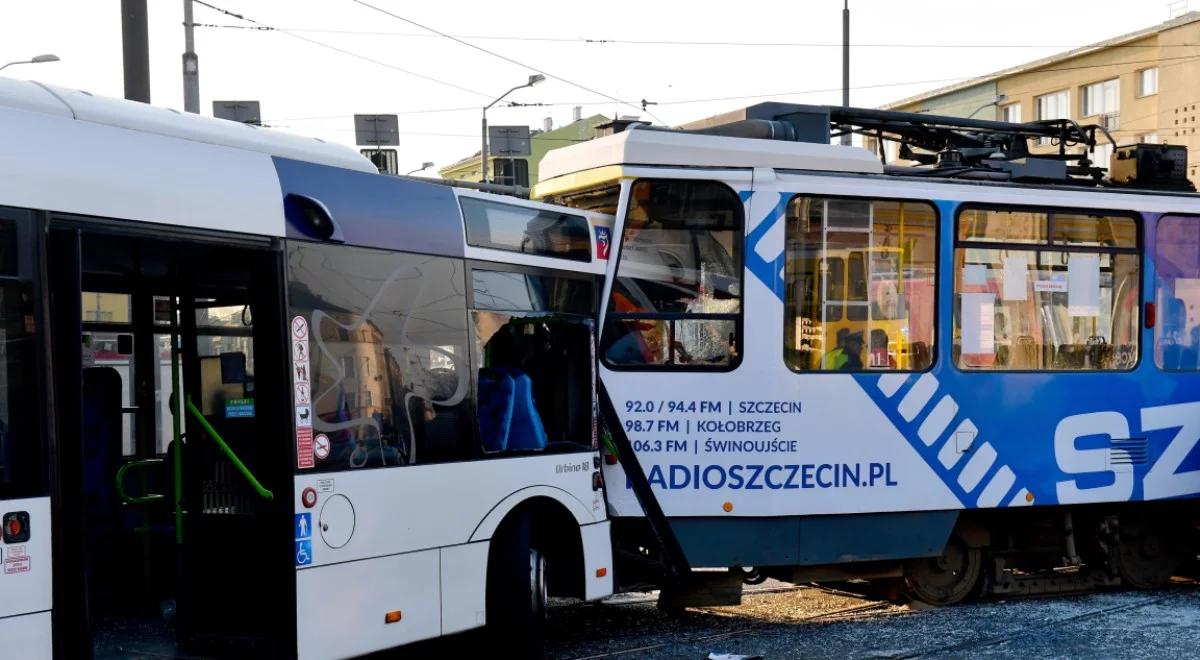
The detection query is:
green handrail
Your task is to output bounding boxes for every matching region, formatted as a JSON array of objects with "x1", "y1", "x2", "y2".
[
  {"x1": 115, "y1": 458, "x2": 167, "y2": 505},
  {"x1": 185, "y1": 397, "x2": 275, "y2": 501}
]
